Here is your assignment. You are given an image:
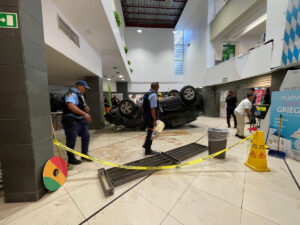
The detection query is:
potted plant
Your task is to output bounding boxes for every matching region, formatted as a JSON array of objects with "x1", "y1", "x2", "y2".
[{"x1": 114, "y1": 11, "x2": 122, "y2": 27}]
